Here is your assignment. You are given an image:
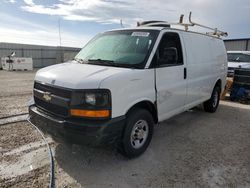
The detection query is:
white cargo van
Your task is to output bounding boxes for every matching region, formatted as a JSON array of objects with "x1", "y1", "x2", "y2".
[{"x1": 29, "y1": 18, "x2": 227, "y2": 158}]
